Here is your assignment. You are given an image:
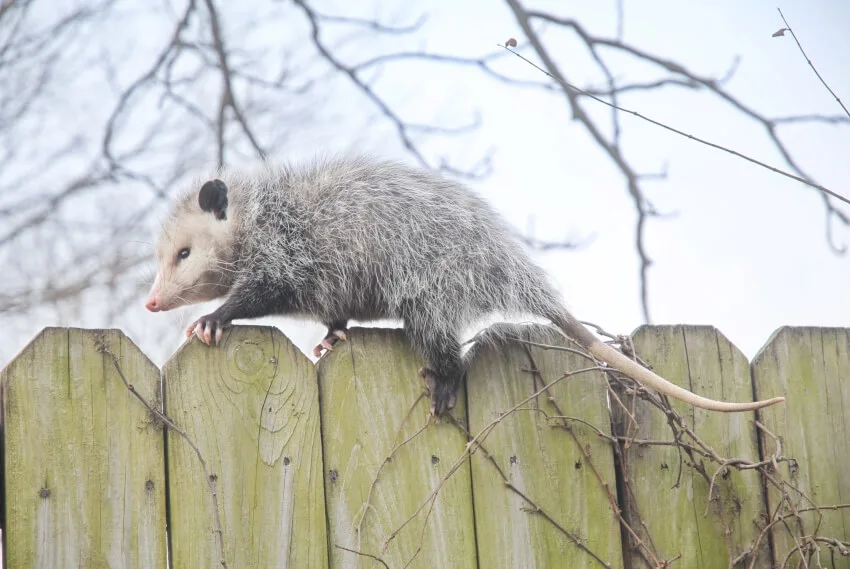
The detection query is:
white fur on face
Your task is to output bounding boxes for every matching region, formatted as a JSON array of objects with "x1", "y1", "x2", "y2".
[{"x1": 150, "y1": 209, "x2": 234, "y2": 310}]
